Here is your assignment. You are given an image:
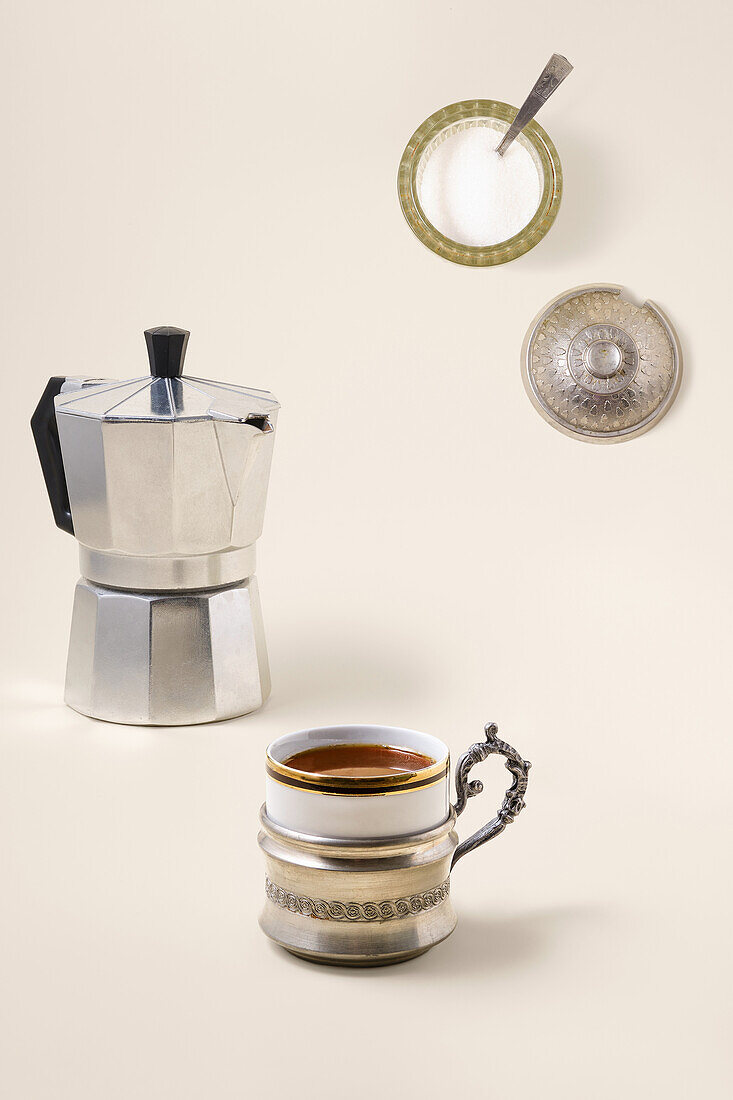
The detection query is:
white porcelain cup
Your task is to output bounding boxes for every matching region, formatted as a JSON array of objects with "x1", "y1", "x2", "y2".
[{"x1": 265, "y1": 724, "x2": 450, "y2": 839}]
